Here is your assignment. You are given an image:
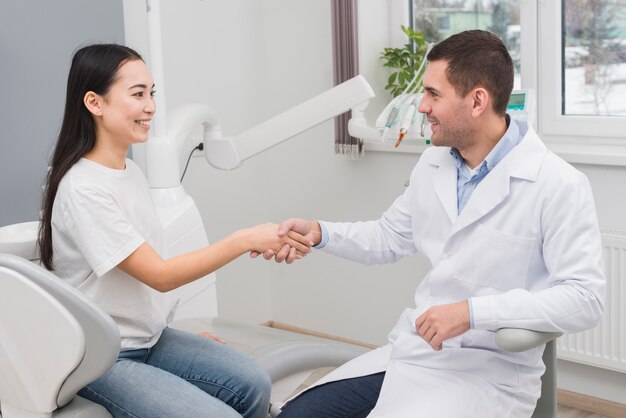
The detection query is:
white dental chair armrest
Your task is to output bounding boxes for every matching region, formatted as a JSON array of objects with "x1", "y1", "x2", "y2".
[
  {"x1": 0, "y1": 254, "x2": 119, "y2": 417},
  {"x1": 495, "y1": 328, "x2": 563, "y2": 352},
  {"x1": 495, "y1": 328, "x2": 563, "y2": 418}
]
